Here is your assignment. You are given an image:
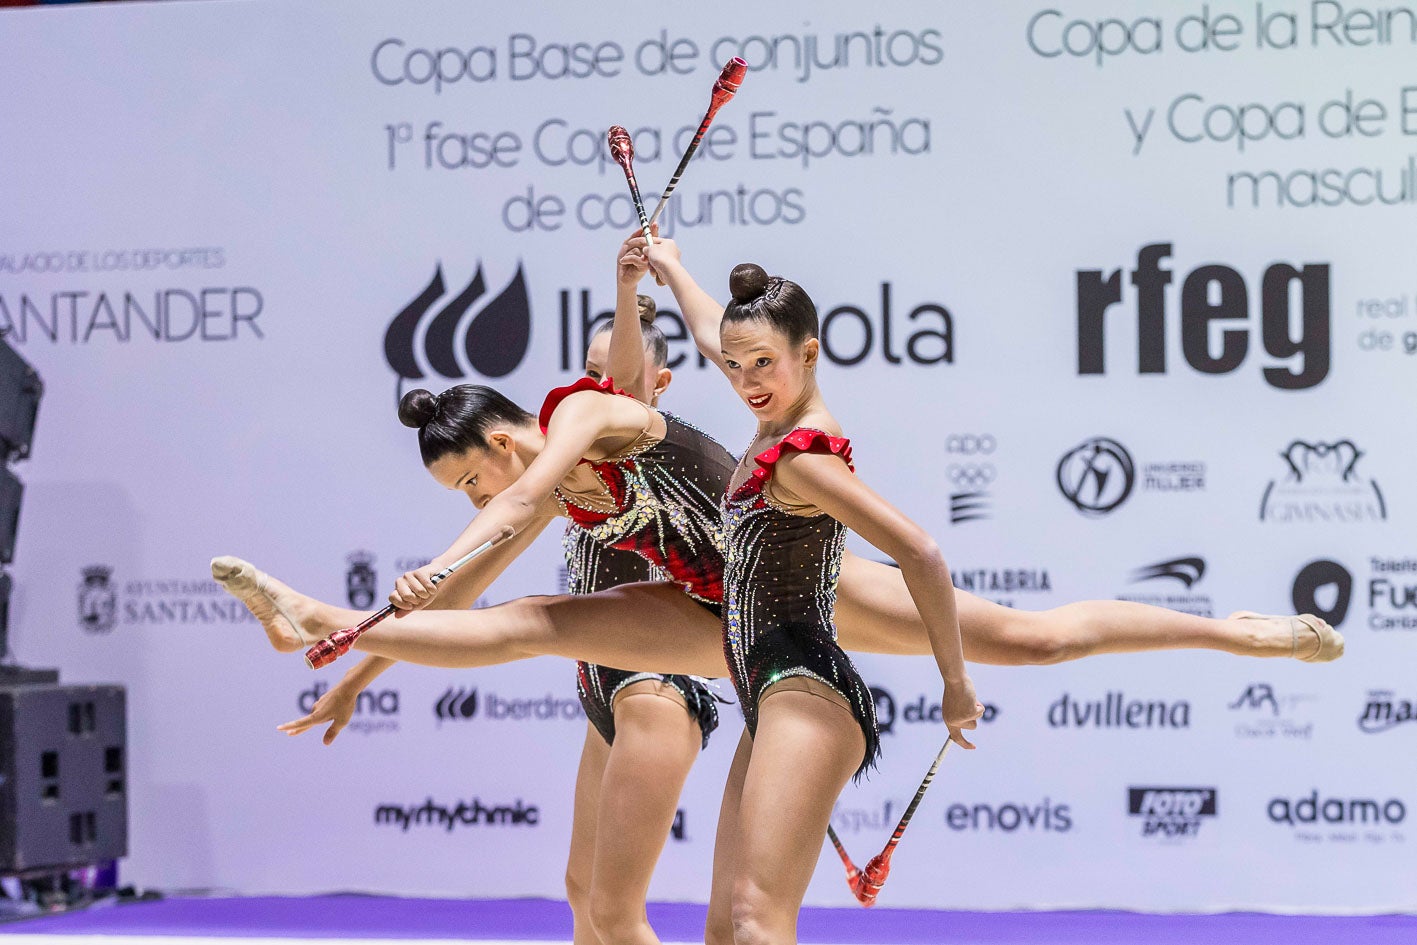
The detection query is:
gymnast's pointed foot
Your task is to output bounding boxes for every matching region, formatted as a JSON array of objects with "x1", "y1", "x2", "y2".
[
  {"x1": 211, "y1": 557, "x2": 323, "y2": 654},
  {"x1": 1229, "y1": 611, "x2": 1344, "y2": 663}
]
